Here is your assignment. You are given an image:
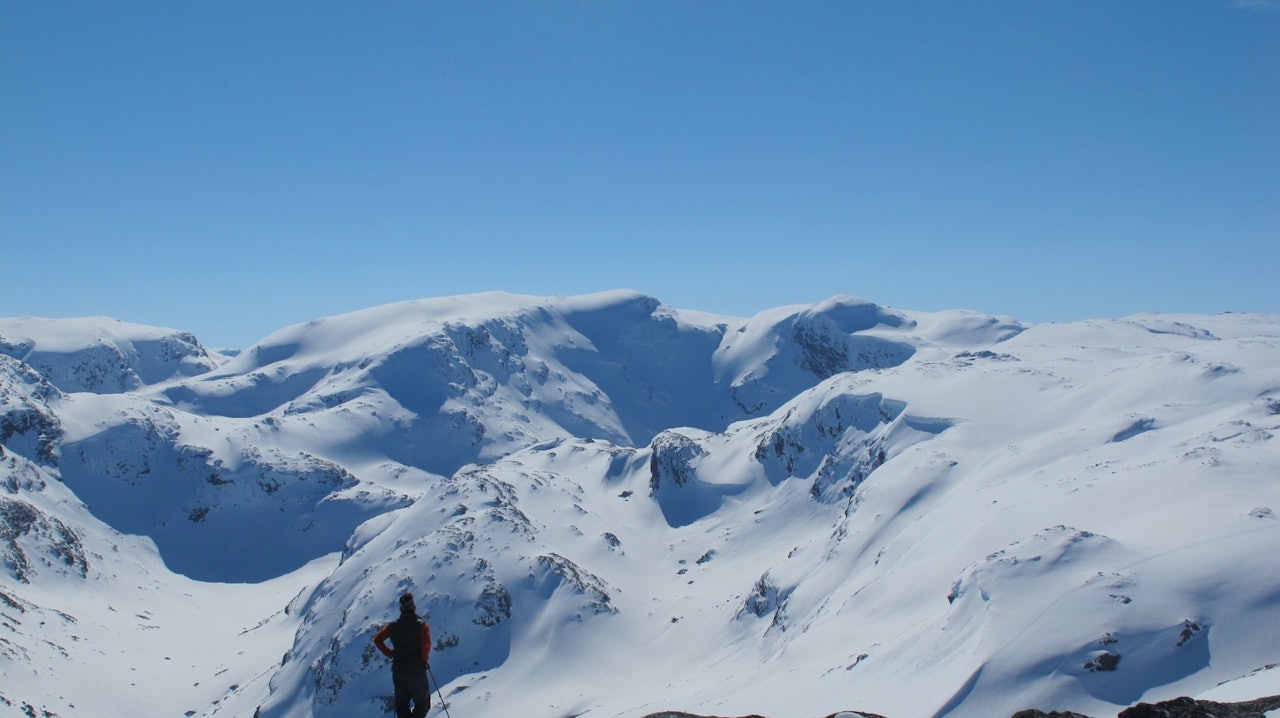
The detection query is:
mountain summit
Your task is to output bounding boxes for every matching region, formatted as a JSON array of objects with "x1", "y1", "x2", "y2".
[{"x1": 1, "y1": 292, "x2": 1277, "y2": 718}]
